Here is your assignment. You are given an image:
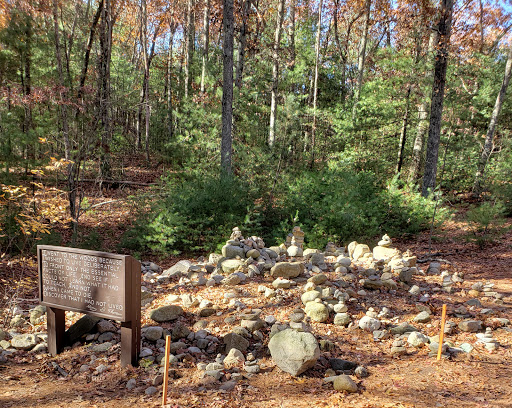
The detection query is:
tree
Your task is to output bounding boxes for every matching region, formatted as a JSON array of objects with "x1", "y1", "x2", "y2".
[
  {"x1": 310, "y1": 0, "x2": 323, "y2": 166},
  {"x1": 200, "y1": 0, "x2": 210, "y2": 93},
  {"x1": 268, "y1": 0, "x2": 286, "y2": 147},
  {"x1": 473, "y1": 45, "x2": 512, "y2": 195},
  {"x1": 352, "y1": 0, "x2": 371, "y2": 123},
  {"x1": 421, "y1": 0, "x2": 454, "y2": 197},
  {"x1": 221, "y1": 0, "x2": 234, "y2": 175}
]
